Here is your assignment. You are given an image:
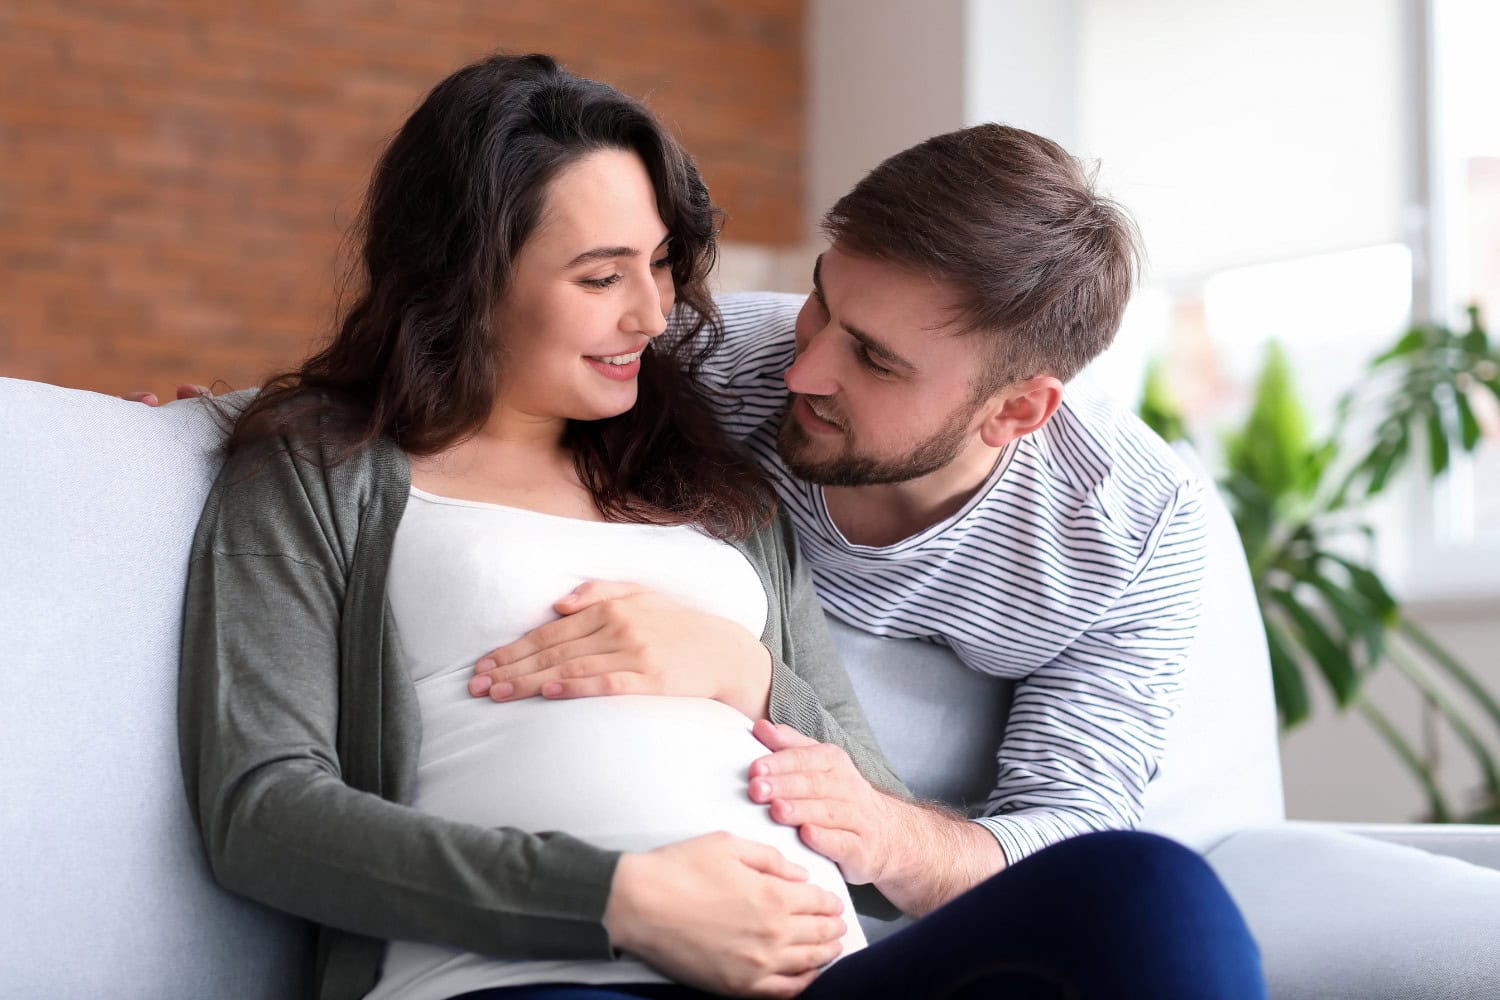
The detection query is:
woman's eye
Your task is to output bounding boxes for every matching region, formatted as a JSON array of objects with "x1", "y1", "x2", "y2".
[
  {"x1": 581, "y1": 274, "x2": 623, "y2": 289},
  {"x1": 651, "y1": 255, "x2": 673, "y2": 270}
]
